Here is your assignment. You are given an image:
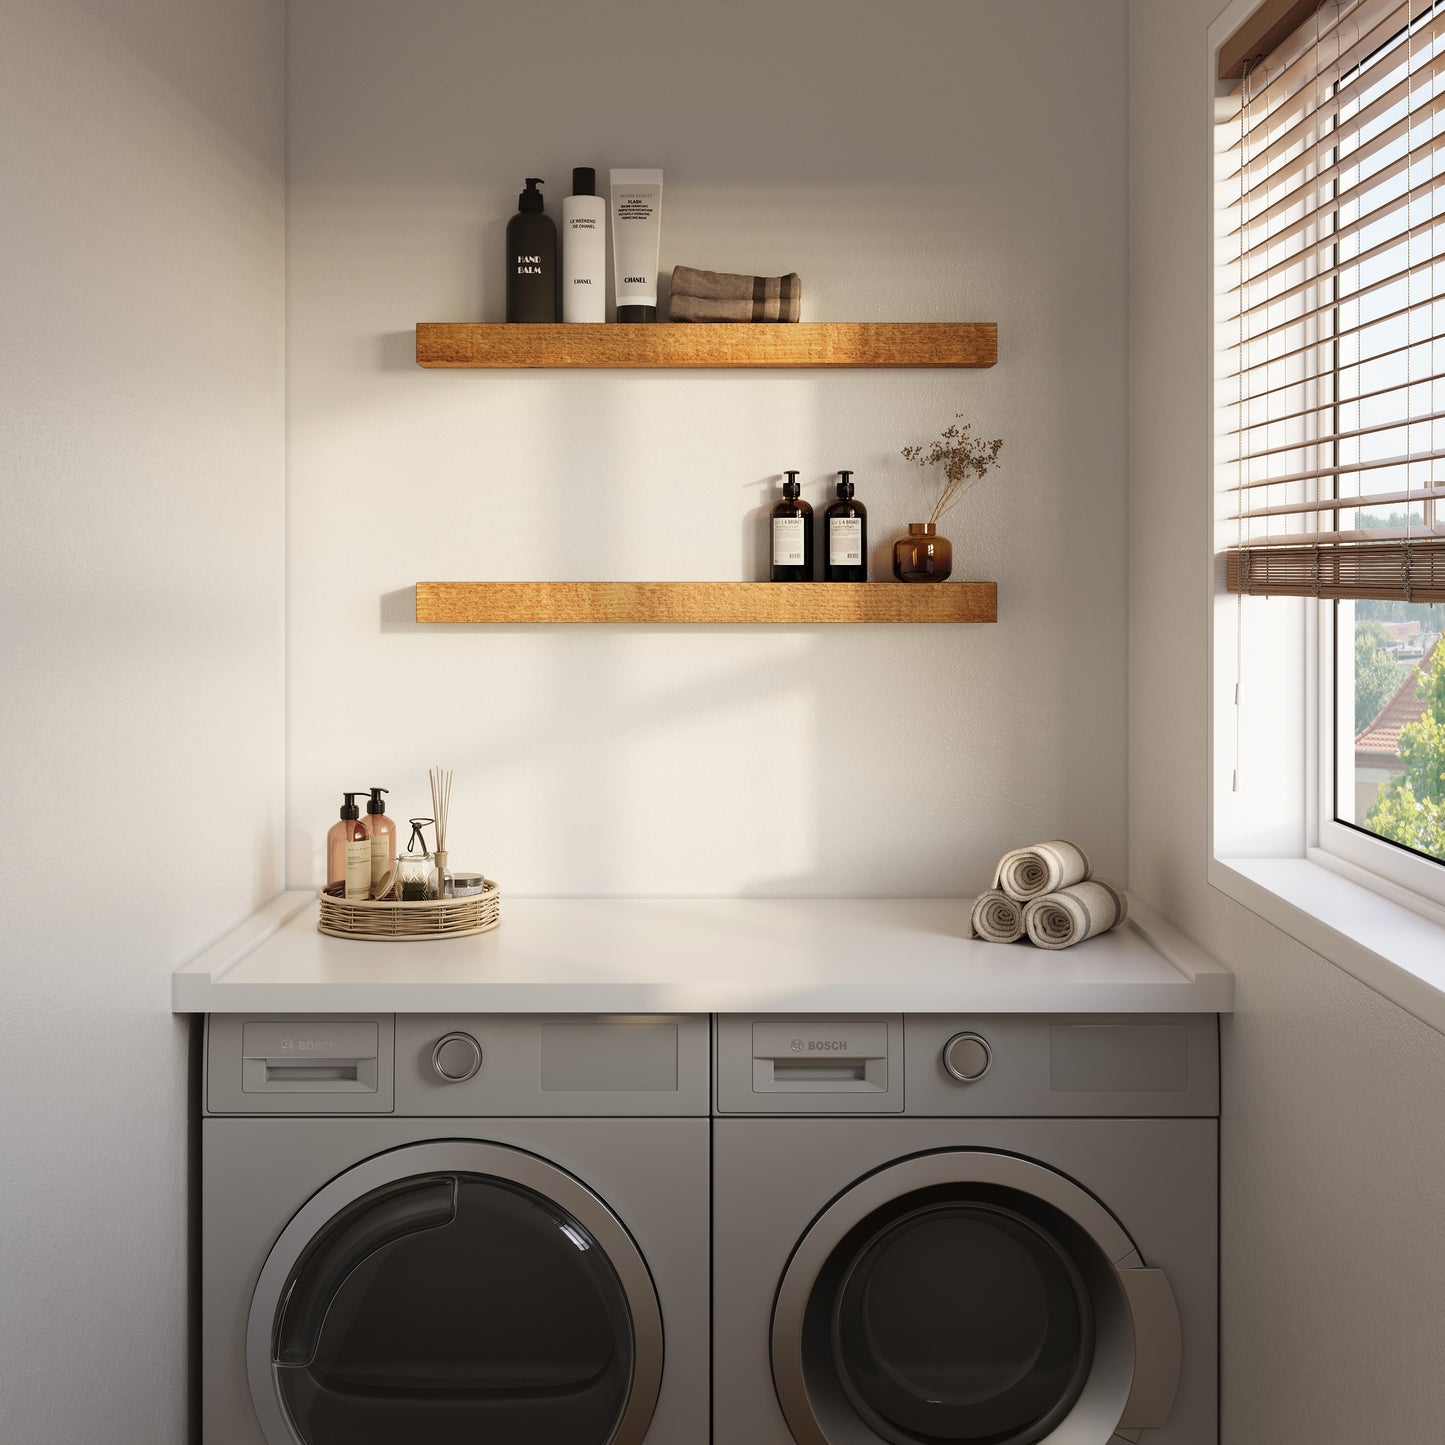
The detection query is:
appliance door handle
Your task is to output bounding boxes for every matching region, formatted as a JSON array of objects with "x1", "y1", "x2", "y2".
[{"x1": 1117, "y1": 1266, "x2": 1182, "y2": 1429}]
